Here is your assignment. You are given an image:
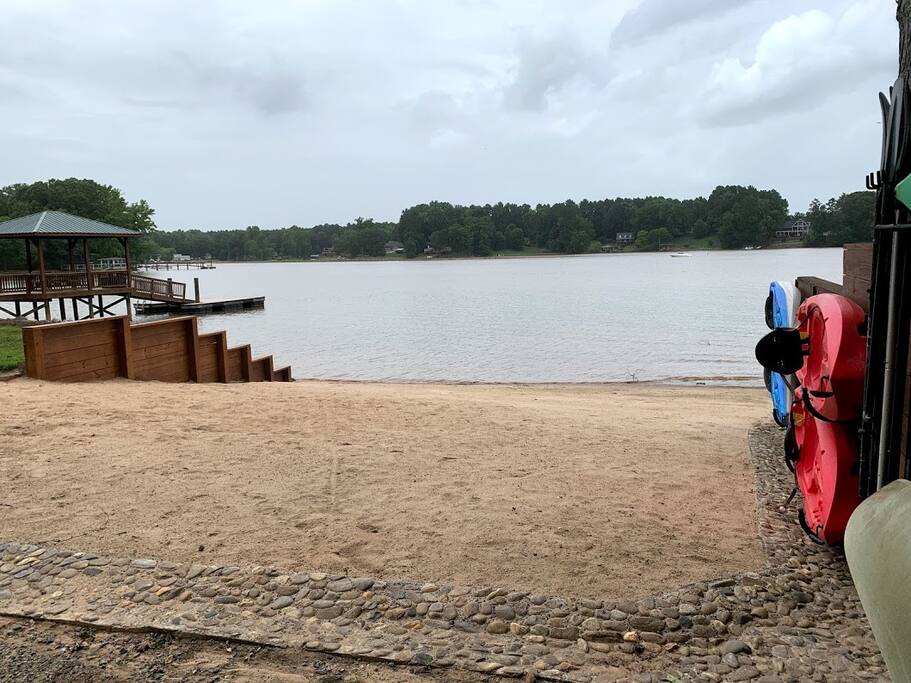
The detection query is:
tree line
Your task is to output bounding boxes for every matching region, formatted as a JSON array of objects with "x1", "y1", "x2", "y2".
[{"x1": 0, "y1": 179, "x2": 875, "y2": 269}]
